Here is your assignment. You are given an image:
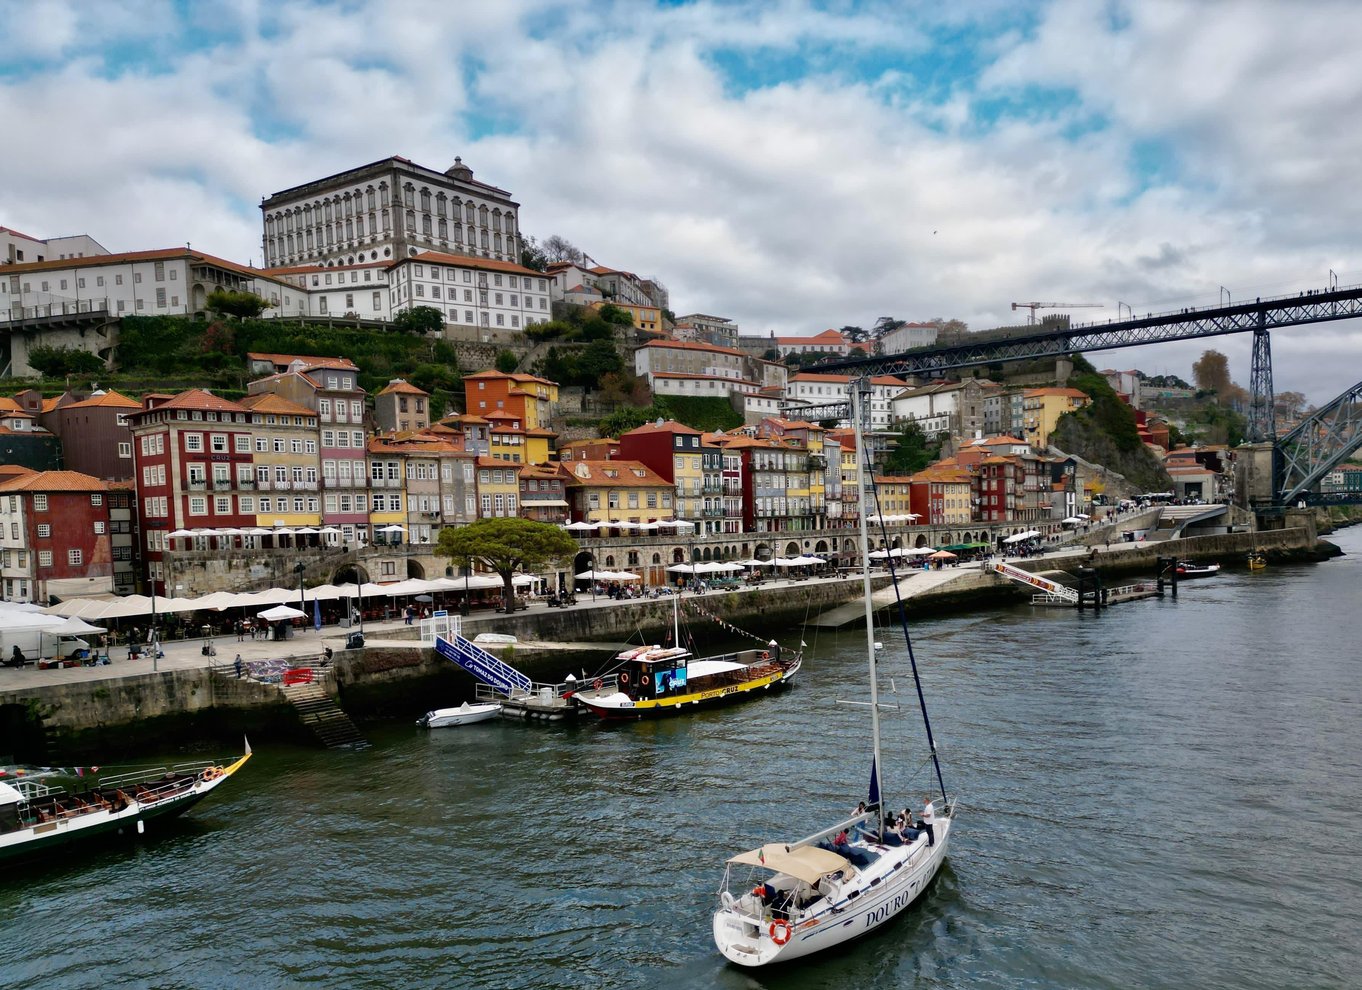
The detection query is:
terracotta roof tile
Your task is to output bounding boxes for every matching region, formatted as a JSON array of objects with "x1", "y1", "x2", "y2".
[
  {"x1": 0, "y1": 470, "x2": 108, "y2": 493},
  {"x1": 59, "y1": 389, "x2": 142, "y2": 411},
  {"x1": 238, "y1": 393, "x2": 318, "y2": 417}
]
